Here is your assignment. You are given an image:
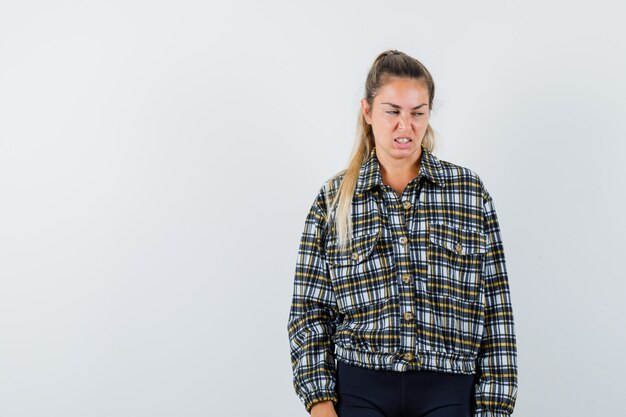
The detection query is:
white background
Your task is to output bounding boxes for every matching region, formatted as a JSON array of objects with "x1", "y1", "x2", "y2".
[{"x1": 1, "y1": 1, "x2": 625, "y2": 416}]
